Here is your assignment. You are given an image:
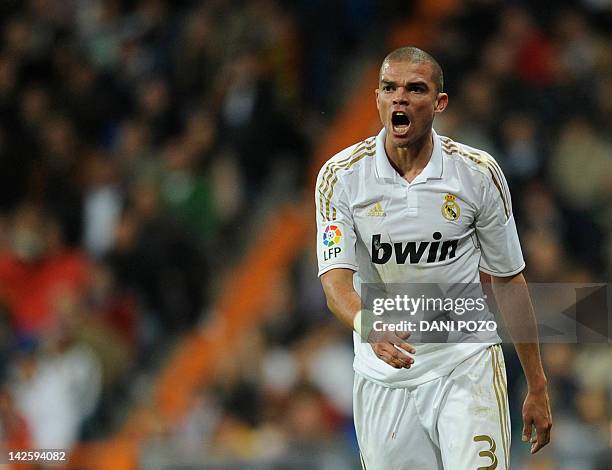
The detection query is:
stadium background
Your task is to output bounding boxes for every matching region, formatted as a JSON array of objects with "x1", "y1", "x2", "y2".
[{"x1": 0, "y1": 0, "x2": 610, "y2": 468}]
